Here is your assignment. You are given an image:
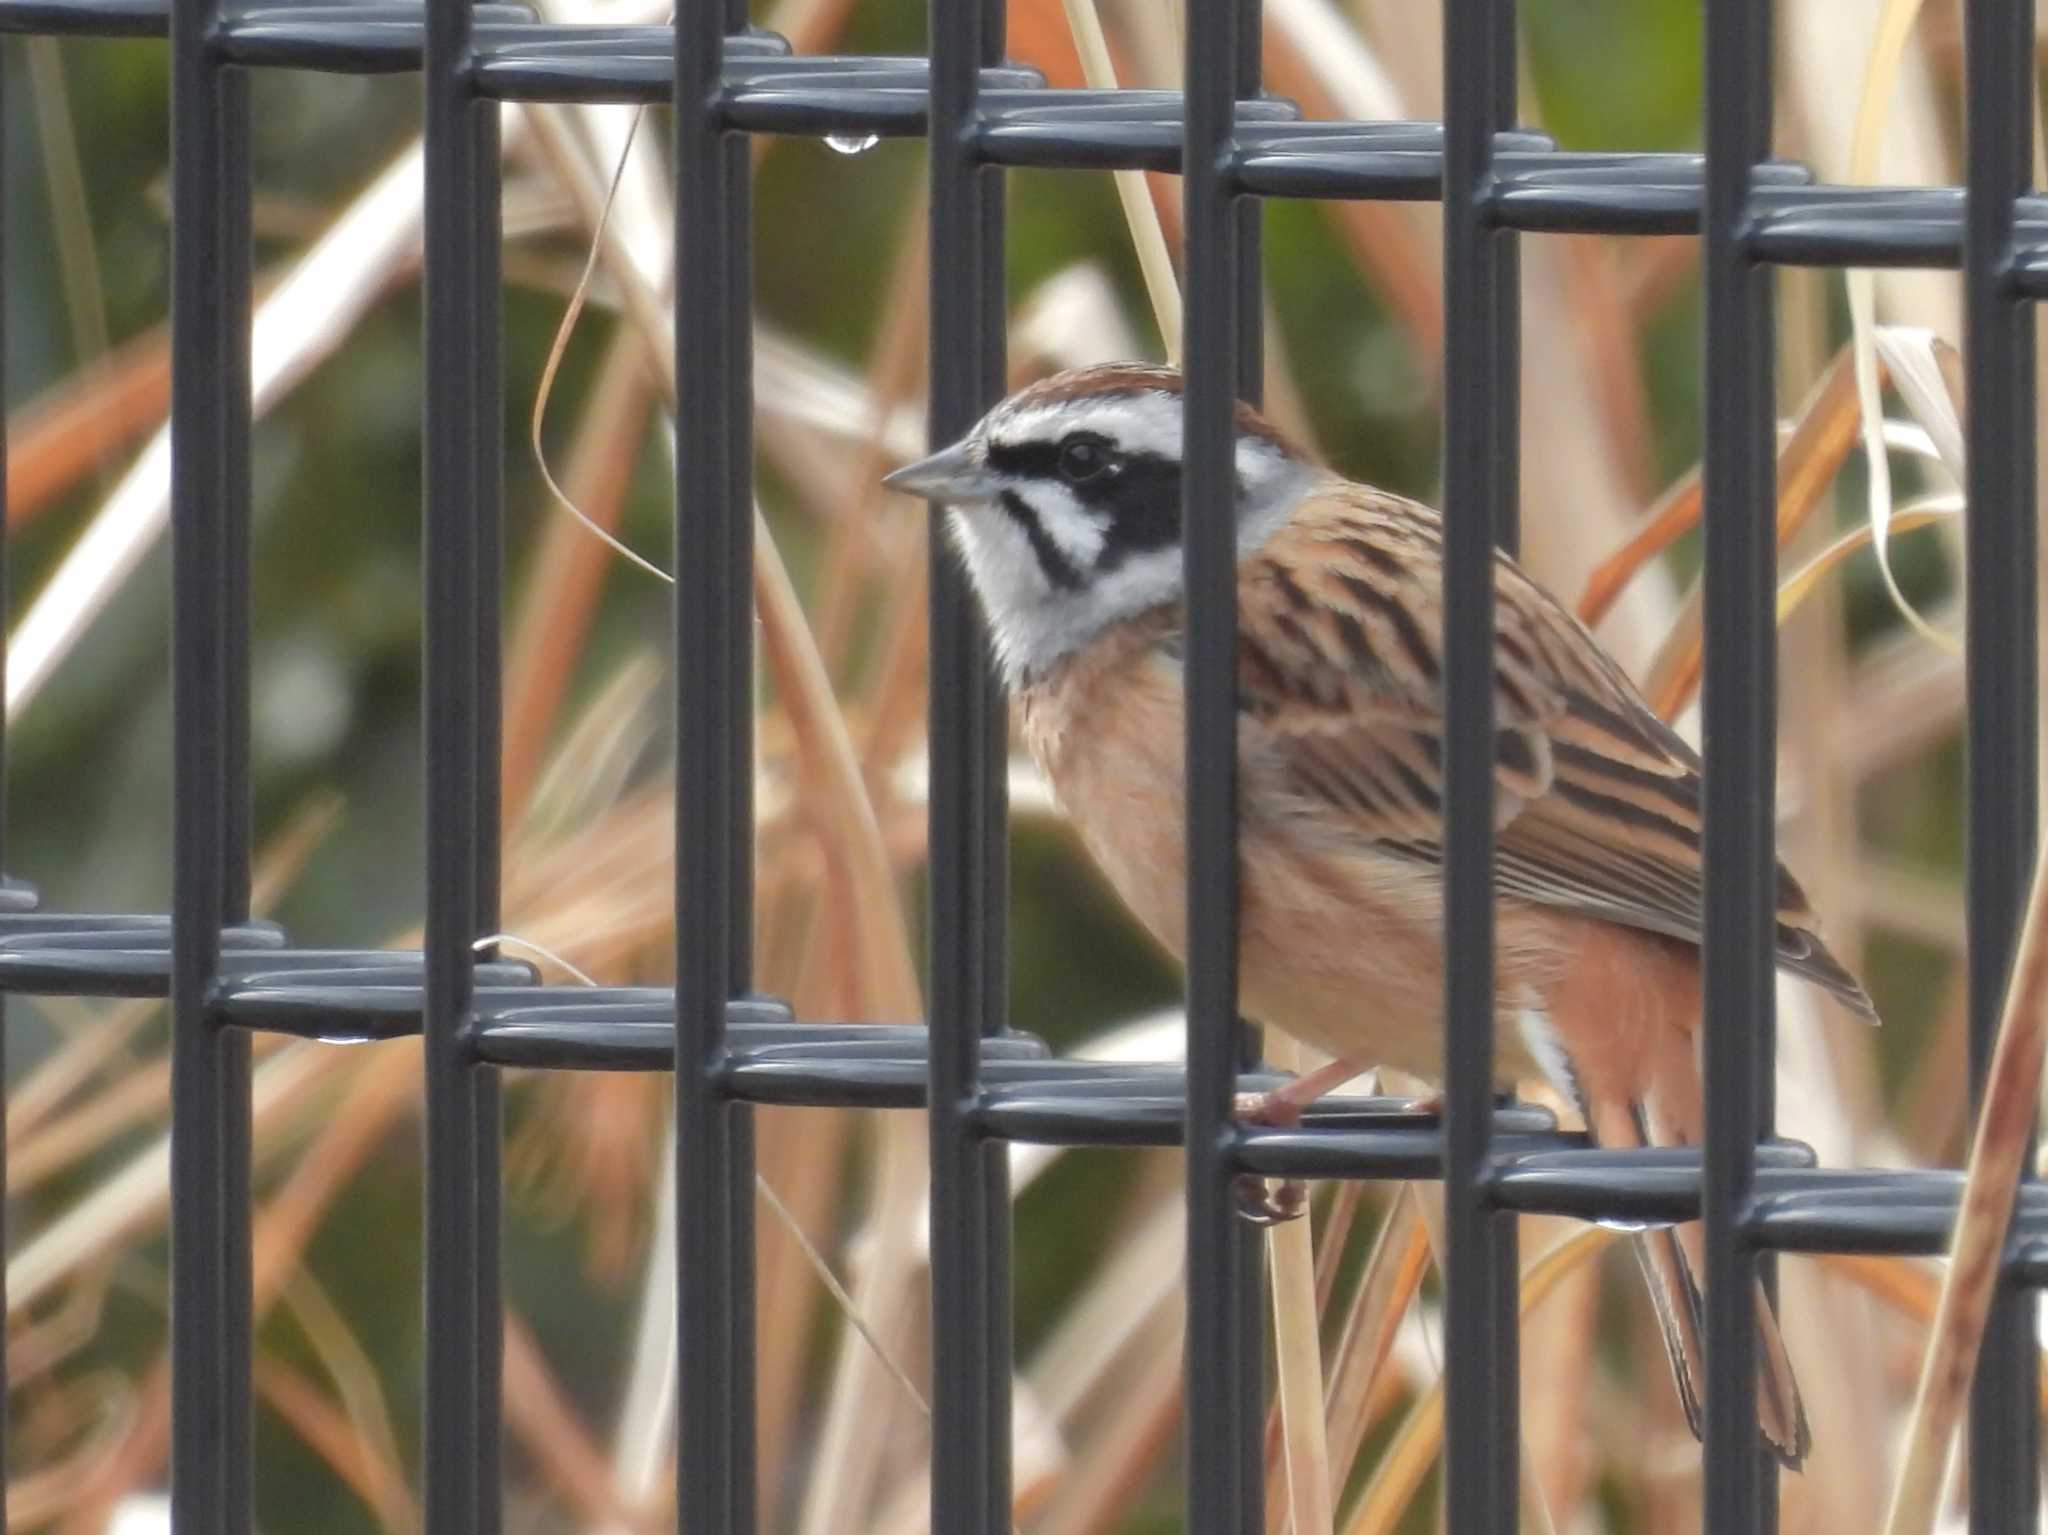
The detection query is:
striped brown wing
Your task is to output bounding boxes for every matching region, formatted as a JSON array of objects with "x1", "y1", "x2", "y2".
[{"x1": 1238, "y1": 483, "x2": 1875, "y2": 1018}]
